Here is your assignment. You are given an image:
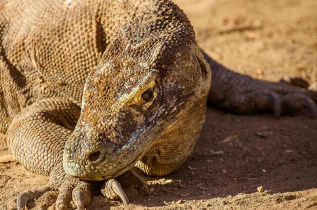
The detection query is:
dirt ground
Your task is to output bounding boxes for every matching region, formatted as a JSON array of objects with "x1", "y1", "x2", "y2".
[{"x1": 1, "y1": 0, "x2": 317, "y2": 209}]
